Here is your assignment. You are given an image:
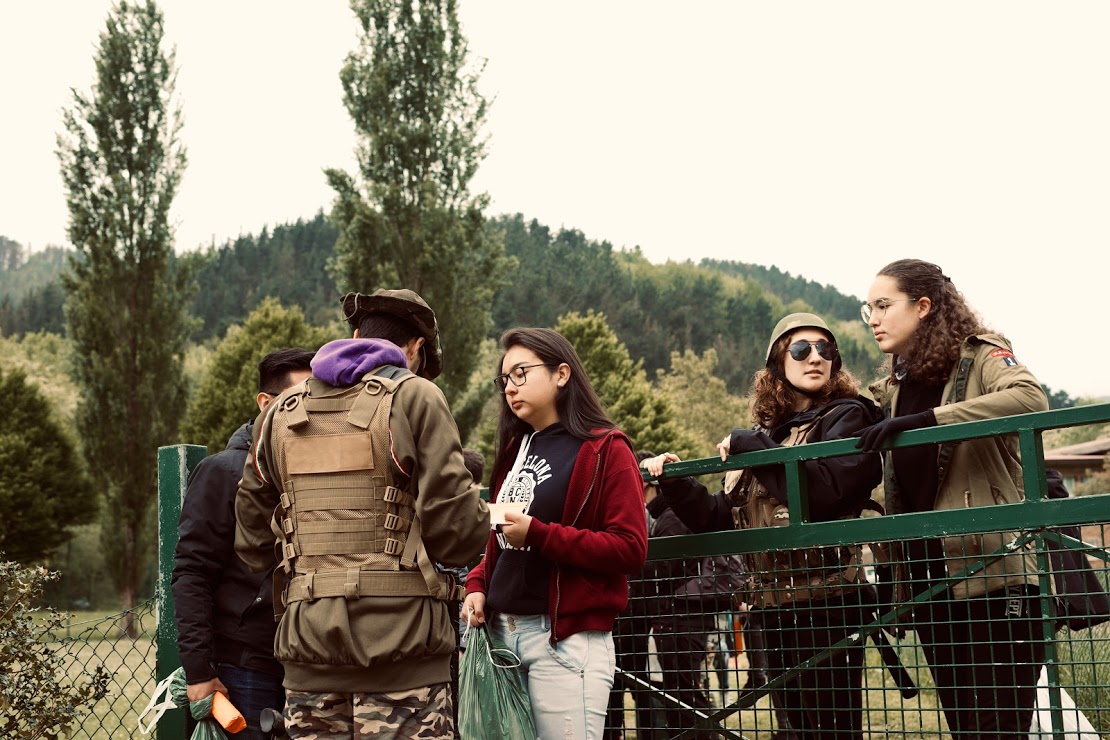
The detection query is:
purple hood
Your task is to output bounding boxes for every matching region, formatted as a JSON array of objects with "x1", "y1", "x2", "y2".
[{"x1": 310, "y1": 339, "x2": 408, "y2": 387}]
